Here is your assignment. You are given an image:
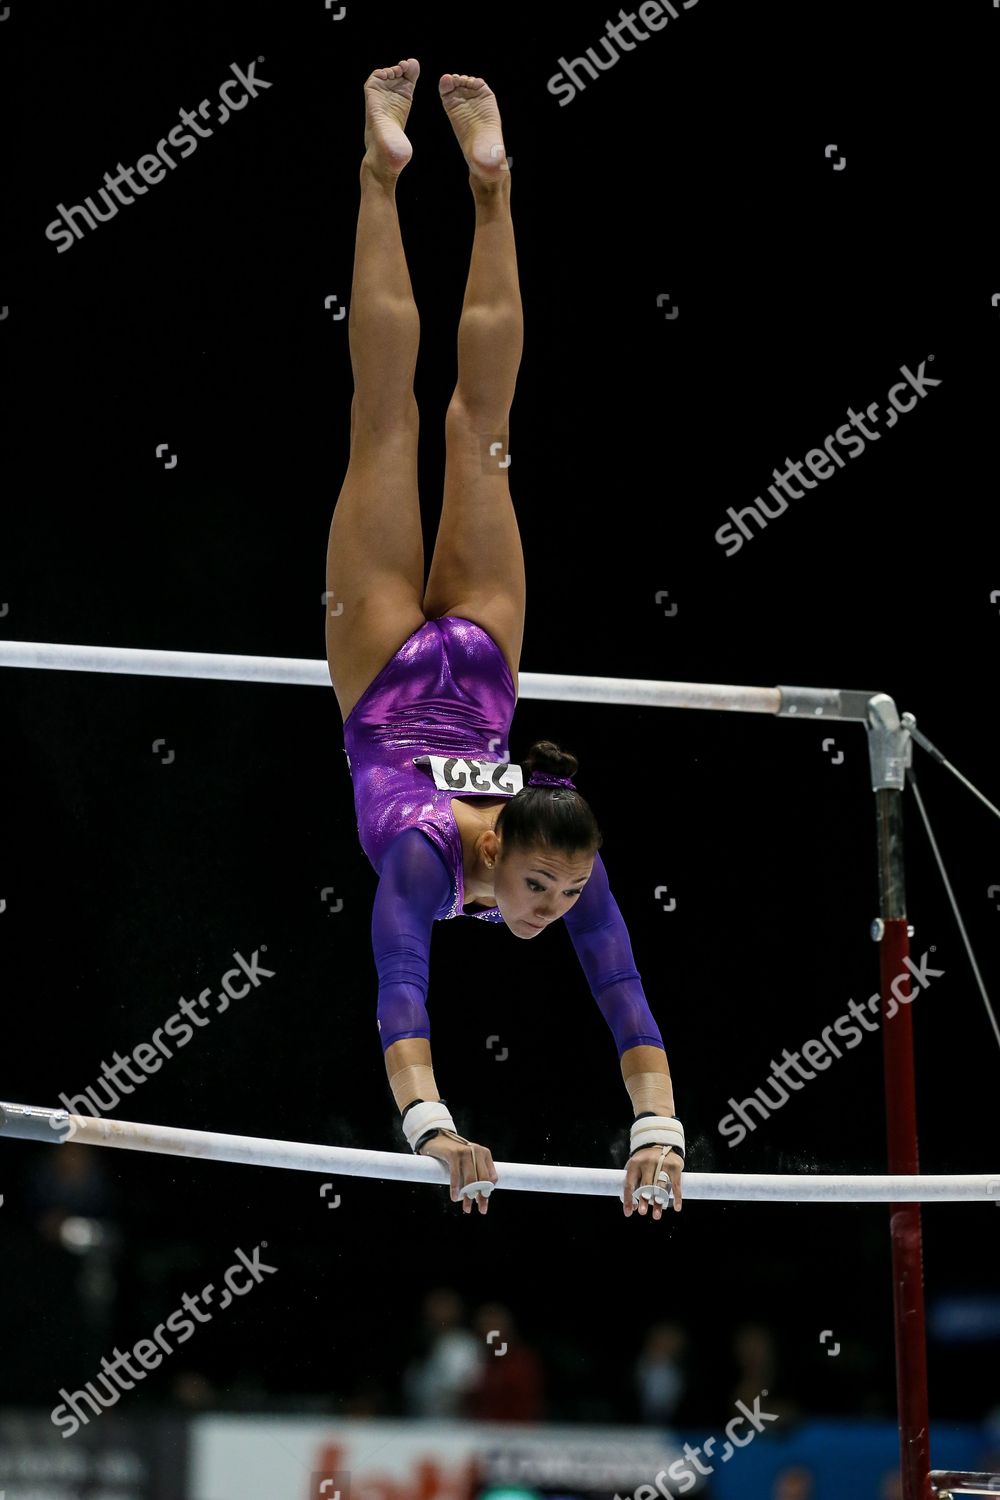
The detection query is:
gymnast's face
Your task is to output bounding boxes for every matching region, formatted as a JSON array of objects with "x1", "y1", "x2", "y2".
[{"x1": 493, "y1": 844, "x2": 594, "y2": 938}]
